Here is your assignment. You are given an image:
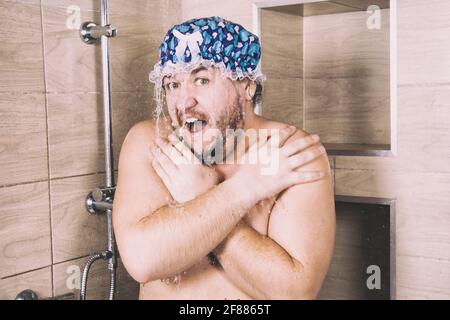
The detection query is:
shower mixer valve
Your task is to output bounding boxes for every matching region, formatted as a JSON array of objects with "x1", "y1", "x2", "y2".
[{"x1": 85, "y1": 186, "x2": 115, "y2": 214}]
